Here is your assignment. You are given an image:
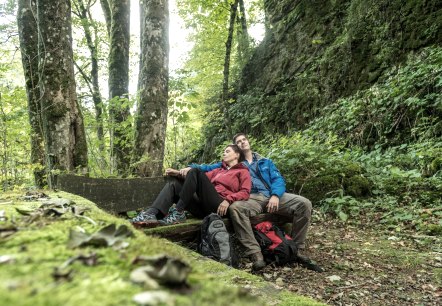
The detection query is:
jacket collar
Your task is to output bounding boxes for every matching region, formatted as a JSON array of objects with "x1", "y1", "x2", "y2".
[{"x1": 222, "y1": 161, "x2": 247, "y2": 169}]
